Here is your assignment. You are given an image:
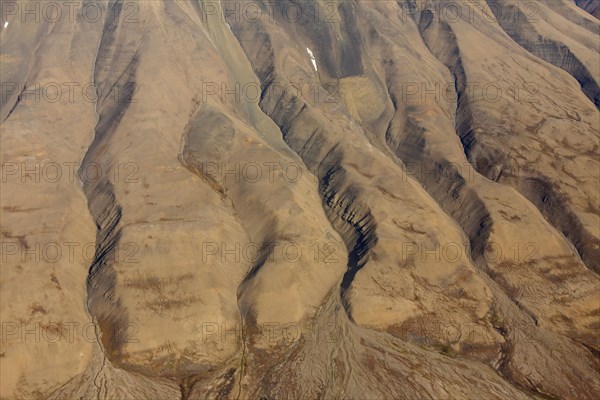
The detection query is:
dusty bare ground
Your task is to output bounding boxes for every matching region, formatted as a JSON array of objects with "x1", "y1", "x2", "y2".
[{"x1": 1, "y1": 1, "x2": 598, "y2": 399}]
